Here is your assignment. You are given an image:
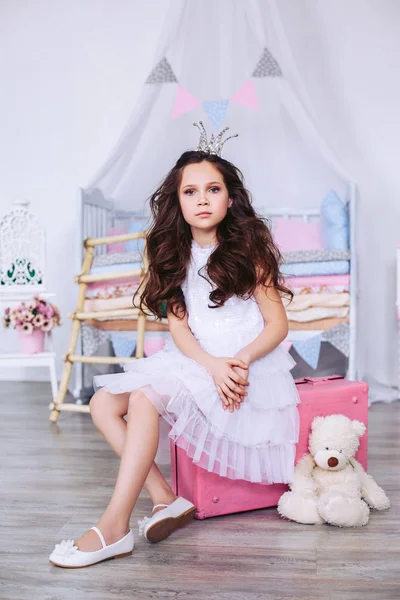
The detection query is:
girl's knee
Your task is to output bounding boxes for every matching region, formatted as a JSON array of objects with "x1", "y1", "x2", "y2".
[
  {"x1": 128, "y1": 389, "x2": 149, "y2": 411},
  {"x1": 90, "y1": 389, "x2": 112, "y2": 422}
]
